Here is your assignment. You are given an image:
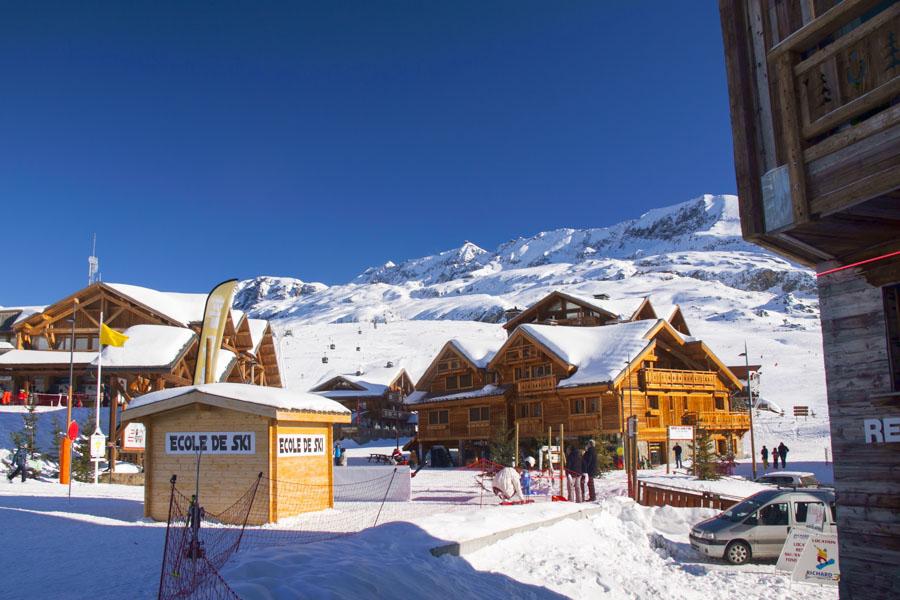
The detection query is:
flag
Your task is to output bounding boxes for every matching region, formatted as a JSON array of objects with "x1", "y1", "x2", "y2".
[
  {"x1": 194, "y1": 279, "x2": 239, "y2": 385},
  {"x1": 100, "y1": 323, "x2": 128, "y2": 347}
]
